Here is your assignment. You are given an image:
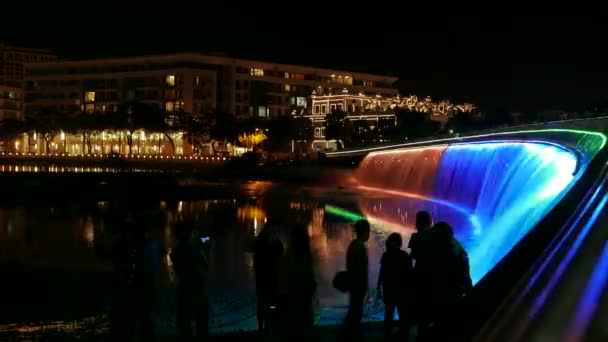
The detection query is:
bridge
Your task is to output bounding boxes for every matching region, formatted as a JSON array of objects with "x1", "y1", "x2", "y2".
[{"x1": 325, "y1": 117, "x2": 608, "y2": 341}]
